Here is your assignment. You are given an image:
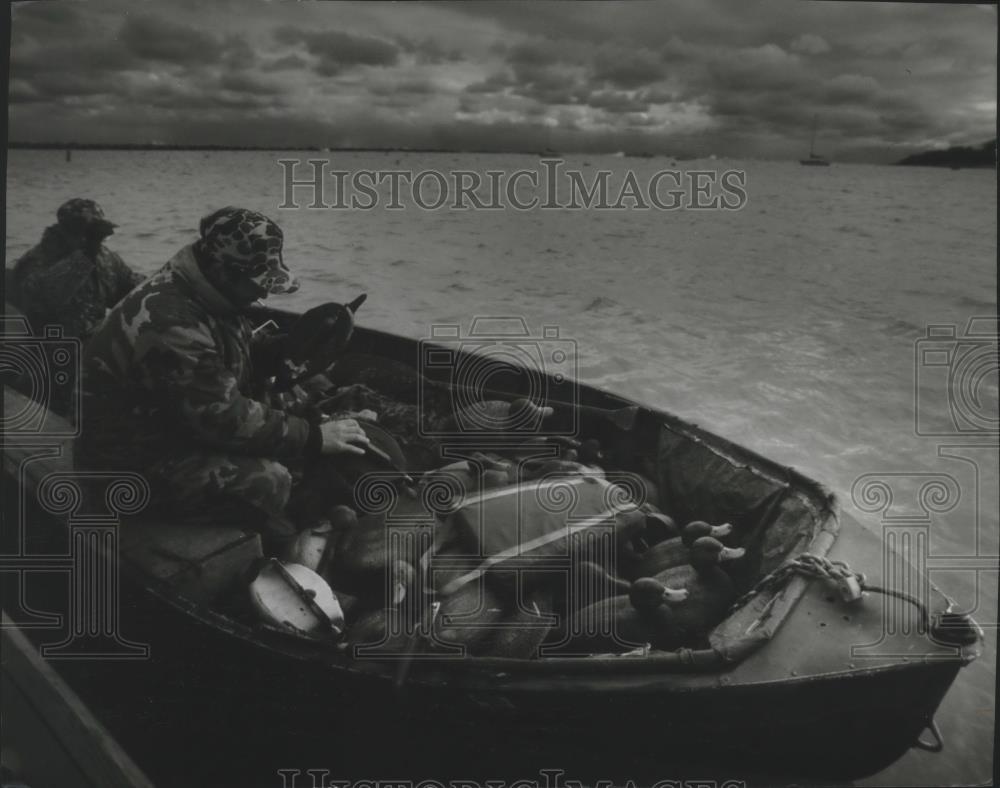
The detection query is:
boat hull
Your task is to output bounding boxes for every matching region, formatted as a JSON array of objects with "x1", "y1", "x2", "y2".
[
  {"x1": 2, "y1": 433, "x2": 974, "y2": 784},
  {"x1": 13, "y1": 552, "x2": 963, "y2": 784},
  {"x1": 1, "y1": 302, "x2": 979, "y2": 784}
]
